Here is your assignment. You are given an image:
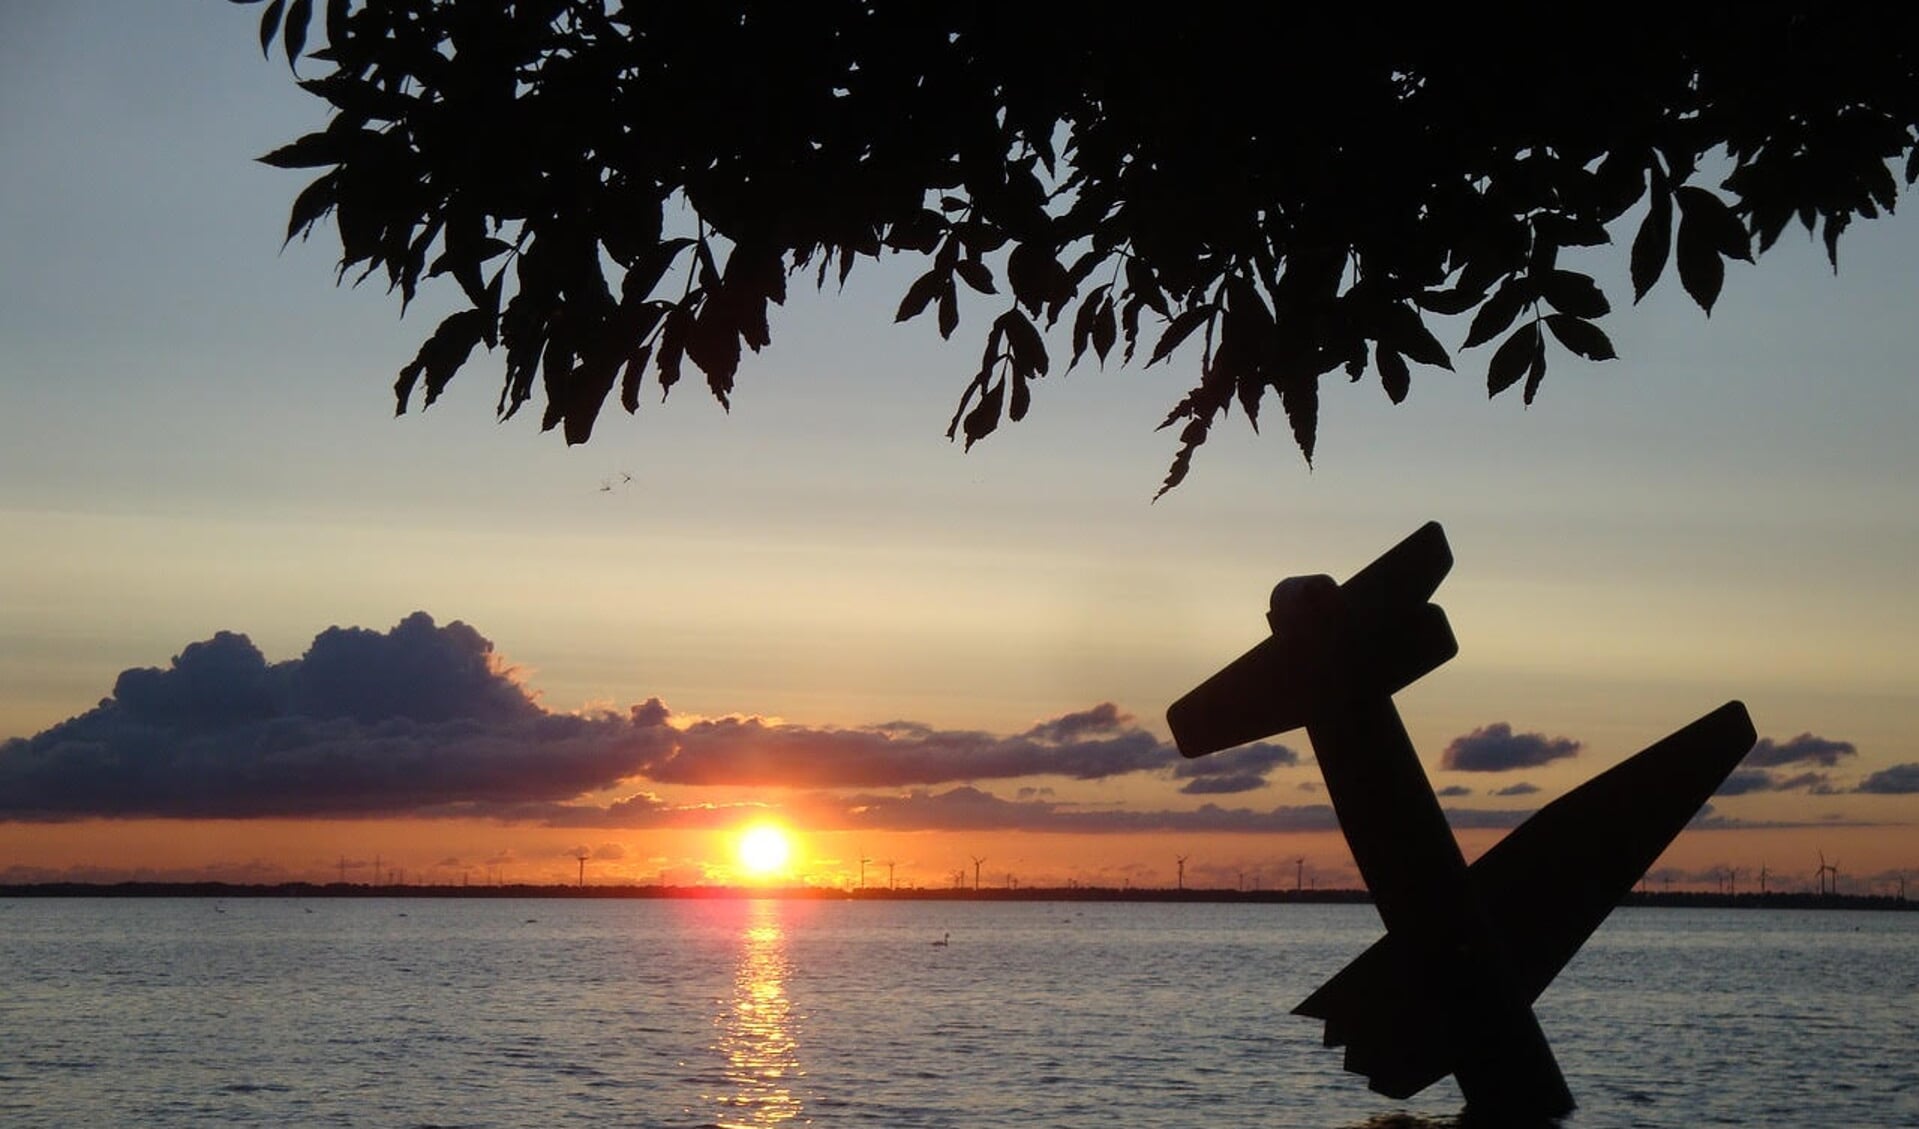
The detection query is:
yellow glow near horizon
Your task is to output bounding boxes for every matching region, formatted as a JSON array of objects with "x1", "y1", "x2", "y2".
[{"x1": 737, "y1": 825, "x2": 792, "y2": 877}]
